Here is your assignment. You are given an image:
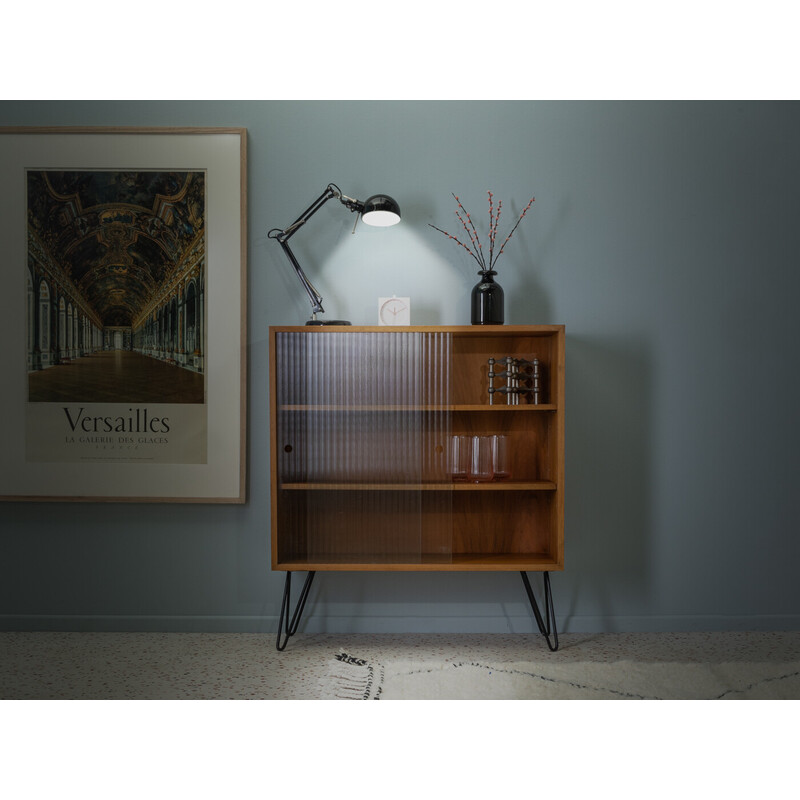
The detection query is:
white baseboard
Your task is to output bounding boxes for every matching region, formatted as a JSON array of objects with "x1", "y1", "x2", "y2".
[{"x1": 2, "y1": 614, "x2": 799, "y2": 634}]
